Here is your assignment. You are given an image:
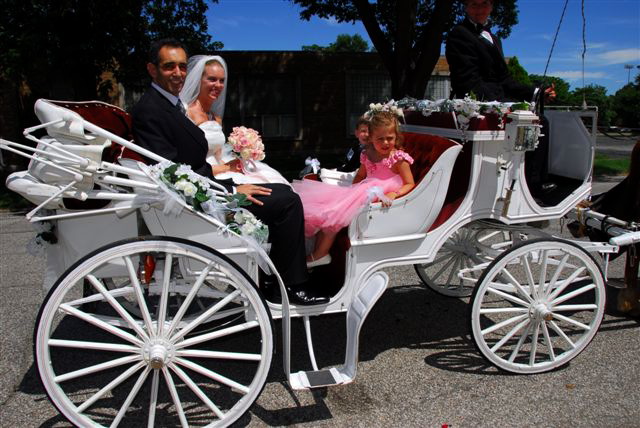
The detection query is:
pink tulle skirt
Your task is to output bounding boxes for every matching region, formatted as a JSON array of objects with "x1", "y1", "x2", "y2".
[{"x1": 292, "y1": 175, "x2": 403, "y2": 237}]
